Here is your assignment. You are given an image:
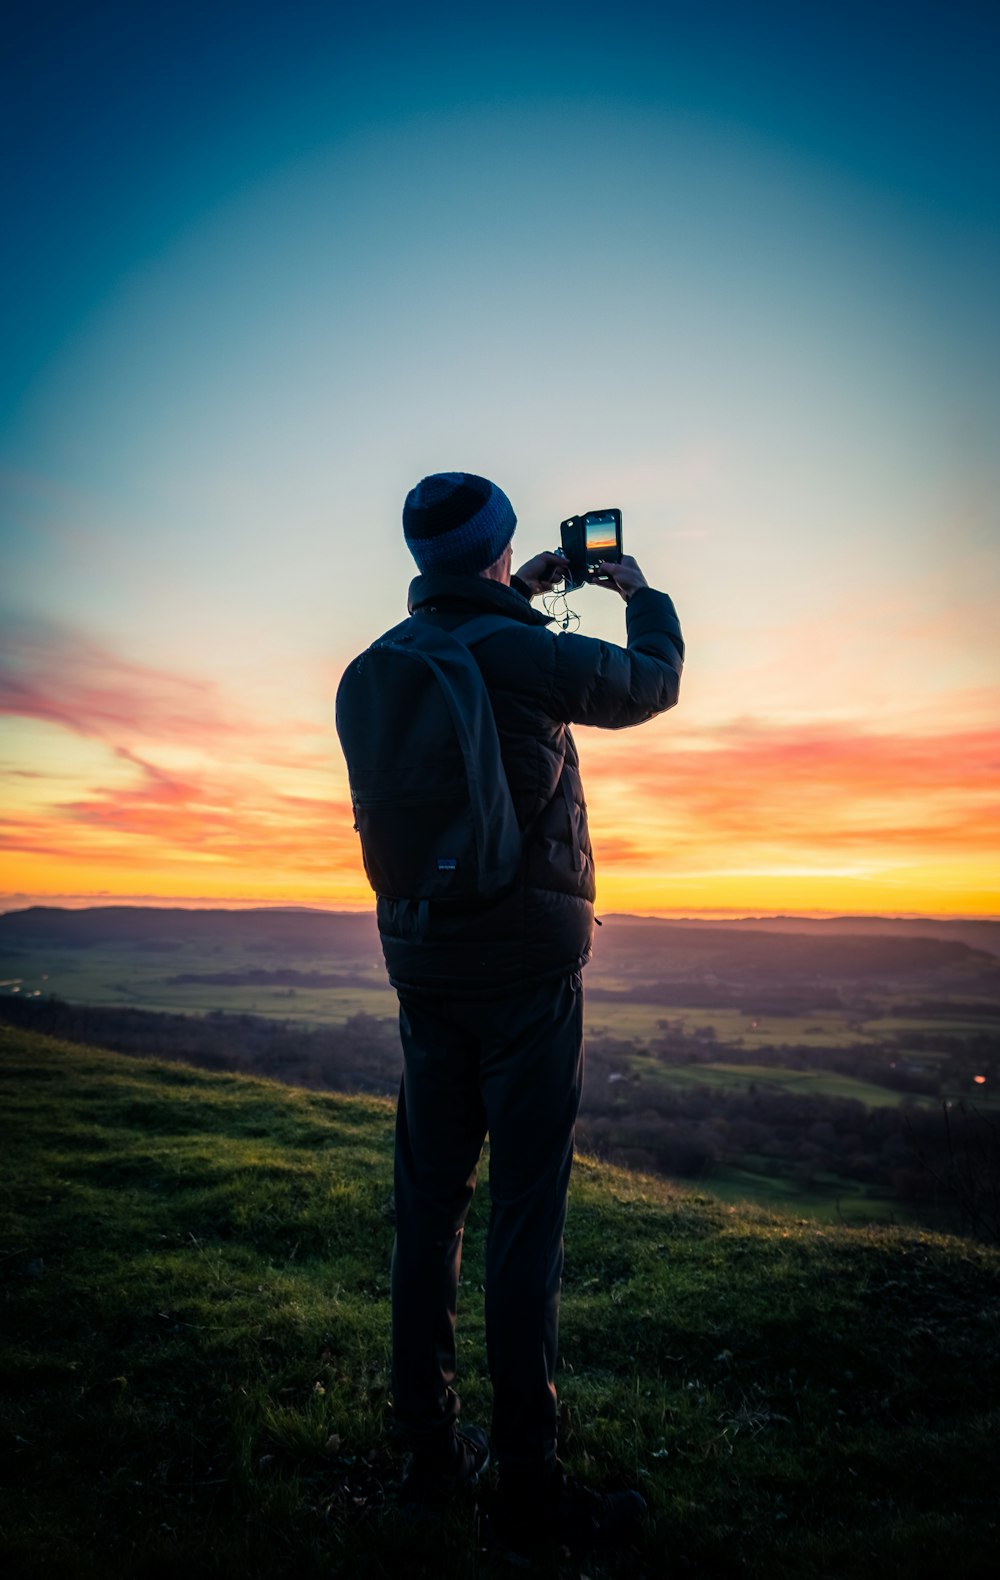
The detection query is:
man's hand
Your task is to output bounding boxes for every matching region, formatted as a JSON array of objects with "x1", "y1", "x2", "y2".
[
  {"x1": 590, "y1": 555, "x2": 649, "y2": 602},
  {"x1": 514, "y1": 551, "x2": 569, "y2": 598}
]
